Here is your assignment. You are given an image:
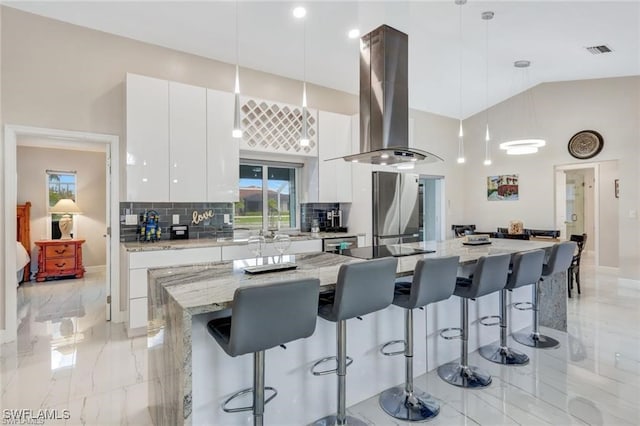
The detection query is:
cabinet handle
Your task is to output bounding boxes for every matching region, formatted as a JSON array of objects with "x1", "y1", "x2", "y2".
[
  {"x1": 55, "y1": 262, "x2": 67, "y2": 268},
  {"x1": 55, "y1": 249, "x2": 67, "y2": 254}
]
